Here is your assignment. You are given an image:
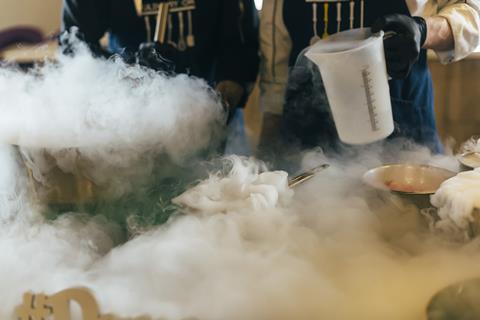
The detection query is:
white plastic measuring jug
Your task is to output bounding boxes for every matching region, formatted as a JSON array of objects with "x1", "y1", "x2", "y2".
[{"x1": 305, "y1": 28, "x2": 394, "y2": 145}]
